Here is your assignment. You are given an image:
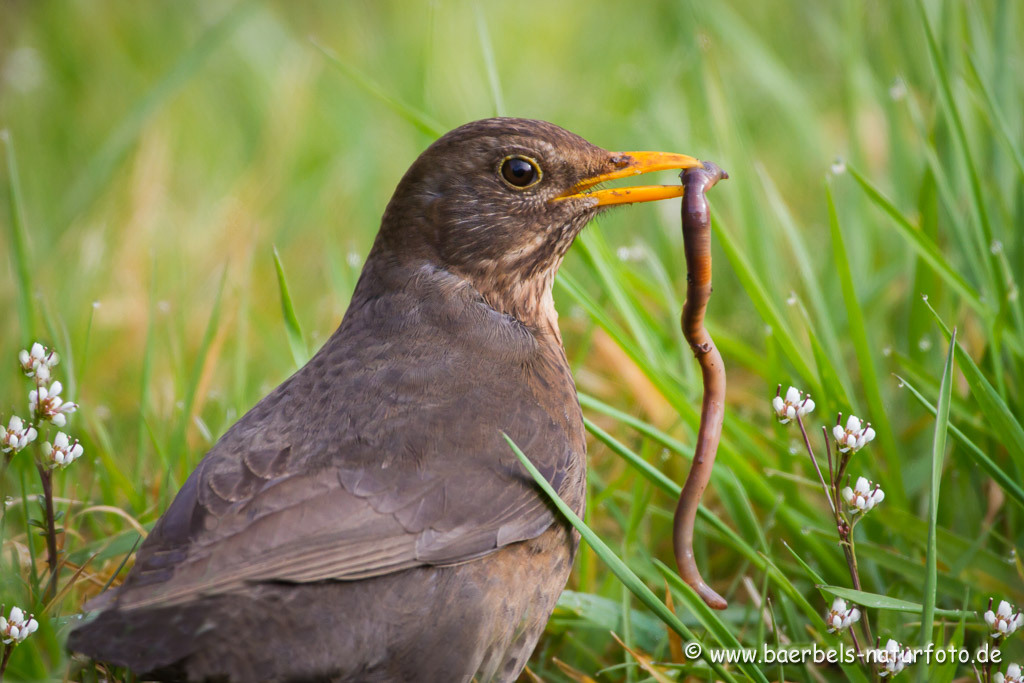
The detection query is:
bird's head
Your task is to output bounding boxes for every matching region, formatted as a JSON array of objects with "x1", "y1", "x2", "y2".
[{"x1": 372, "y1": 117, "x2": 705, "y2": 329}]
